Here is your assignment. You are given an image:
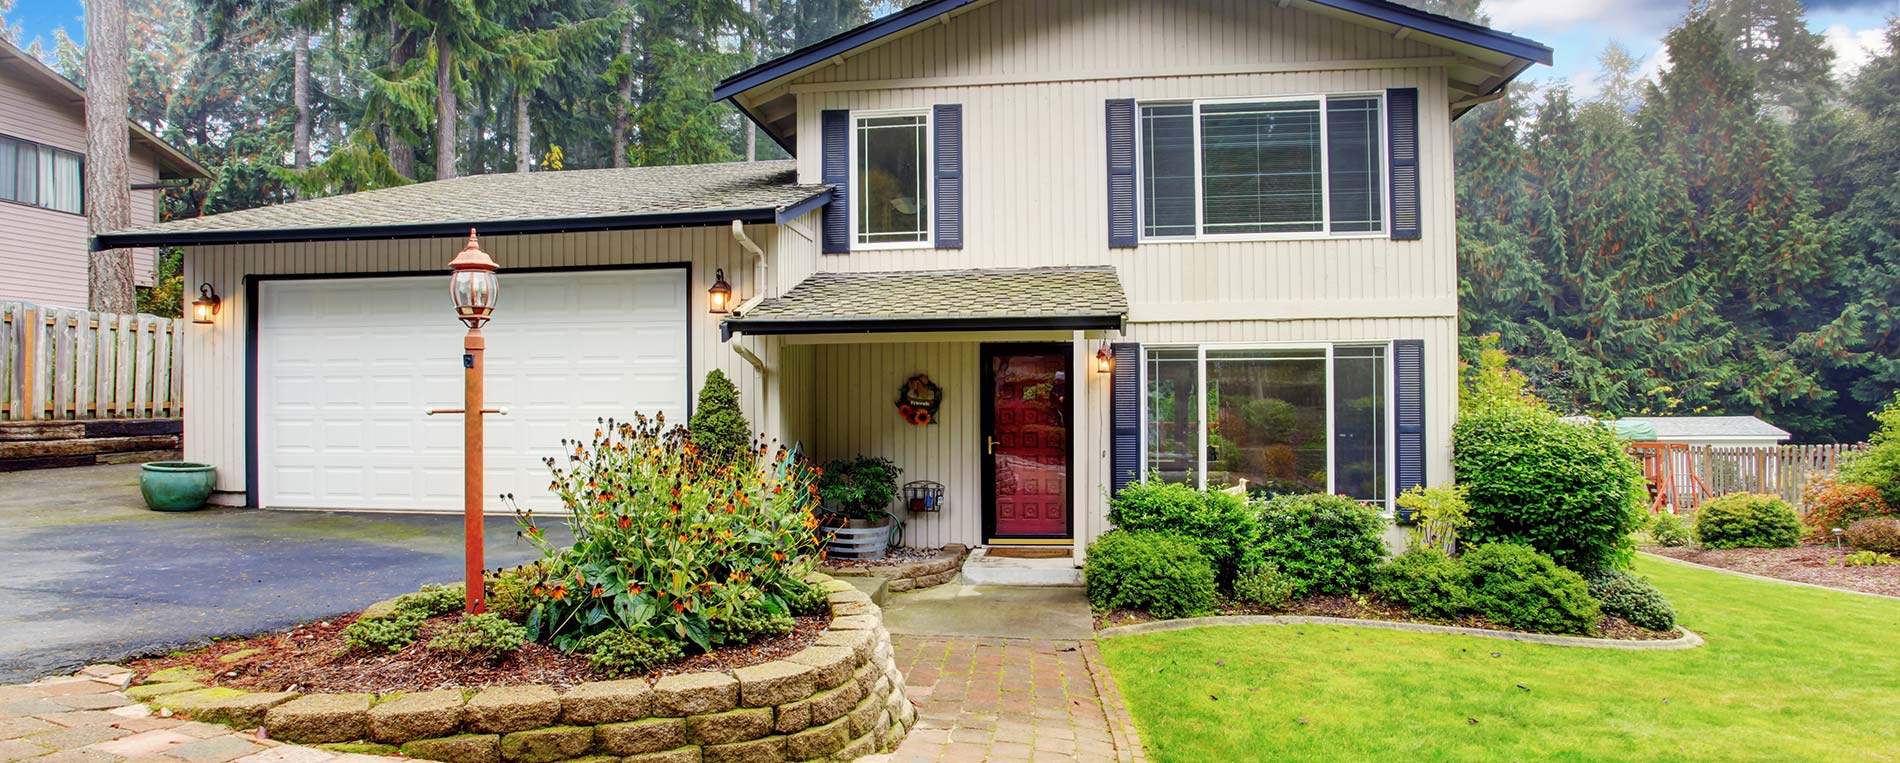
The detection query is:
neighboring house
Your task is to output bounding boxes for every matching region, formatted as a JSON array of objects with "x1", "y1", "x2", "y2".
[
  {"x1": 98, "y1": 0, "x2": 1549, "y2": 560},
  {"x1": 0, "y1": 38, "x2": 209, "y2": 308},
  {"x1": 1619, "y1": 416, "x2": 1793, "y2": 448}
]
